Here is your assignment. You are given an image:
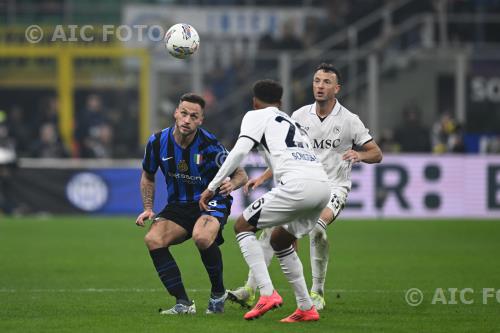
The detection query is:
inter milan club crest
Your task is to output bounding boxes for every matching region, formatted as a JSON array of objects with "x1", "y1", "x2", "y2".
[{"x1": 177, "y1": 159, "x2": 188, "y2": 172}]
